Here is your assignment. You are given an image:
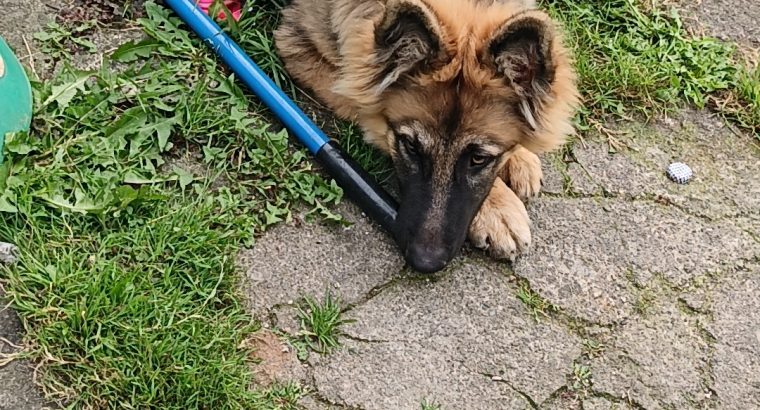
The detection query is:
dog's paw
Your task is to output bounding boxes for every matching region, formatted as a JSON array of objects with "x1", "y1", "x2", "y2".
[
  {"x1": 468, "y1": 178, "x2": 531, "y2": 261},
  {"x1": 502, "y1": 146, "x2": 543, "y2": 200}
]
